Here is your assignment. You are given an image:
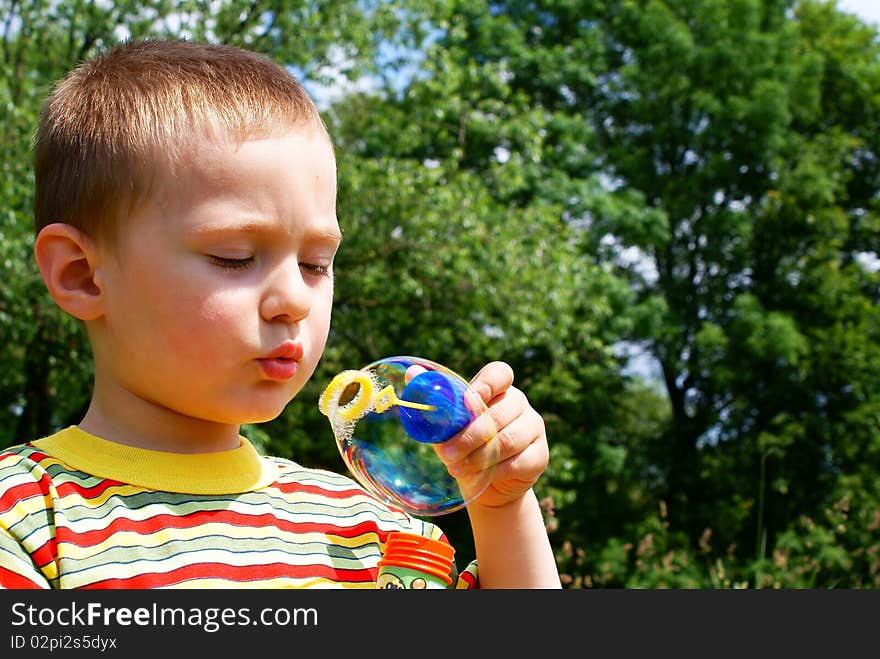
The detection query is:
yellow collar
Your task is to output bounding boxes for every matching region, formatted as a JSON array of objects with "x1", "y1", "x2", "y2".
[{"x1": 34, "y1": 426, "x2": 277, "y2": 495}]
